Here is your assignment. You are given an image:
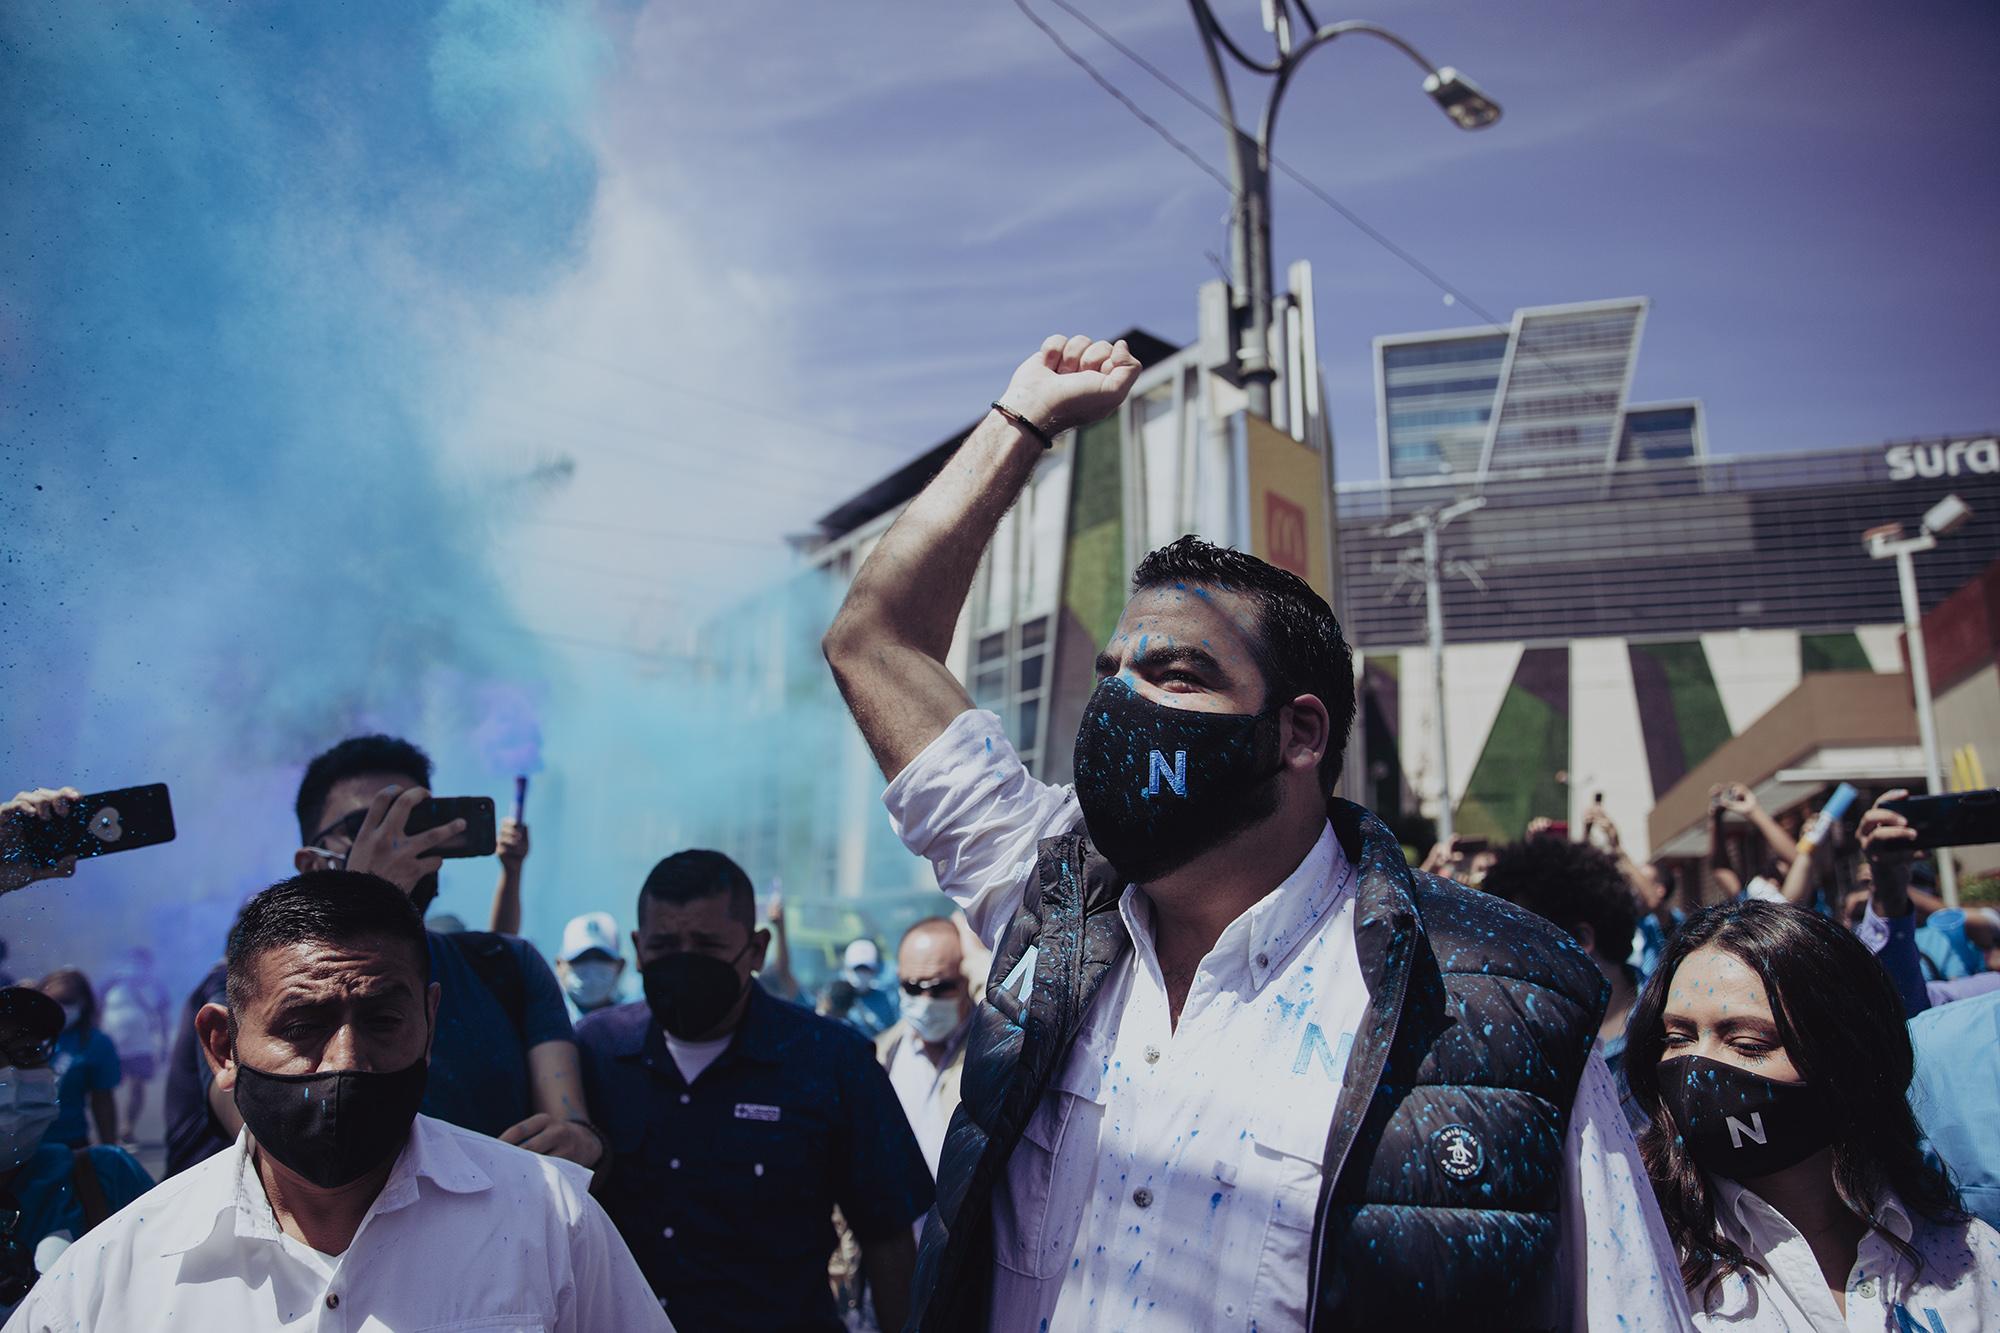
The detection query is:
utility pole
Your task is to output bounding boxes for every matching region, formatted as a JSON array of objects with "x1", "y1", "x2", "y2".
[
  {"x1": 1186, "y1": 1, "x2": 1499, "y2": 420},
  {"x1": 1380, "y1": 496, "x2": 1485, "y2": 843},
  {"x1": 1865, "y1": 492, "x2": 1975, "y2": 907}
]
